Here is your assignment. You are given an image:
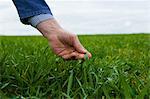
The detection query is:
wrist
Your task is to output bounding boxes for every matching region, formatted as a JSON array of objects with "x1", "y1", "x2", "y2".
[{"x1": 37, "y1": 19, "x2": 63, "y2": 38}]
